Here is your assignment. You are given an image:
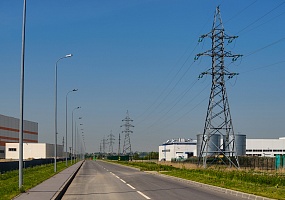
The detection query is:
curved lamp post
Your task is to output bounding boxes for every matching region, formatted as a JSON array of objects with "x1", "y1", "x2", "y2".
[
  {"x1": 65, "y1": 89, "x2": 78, "y2": 166},
  {"x1": 54, "y1": 54, "x2": 73, "y2": 172}
]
